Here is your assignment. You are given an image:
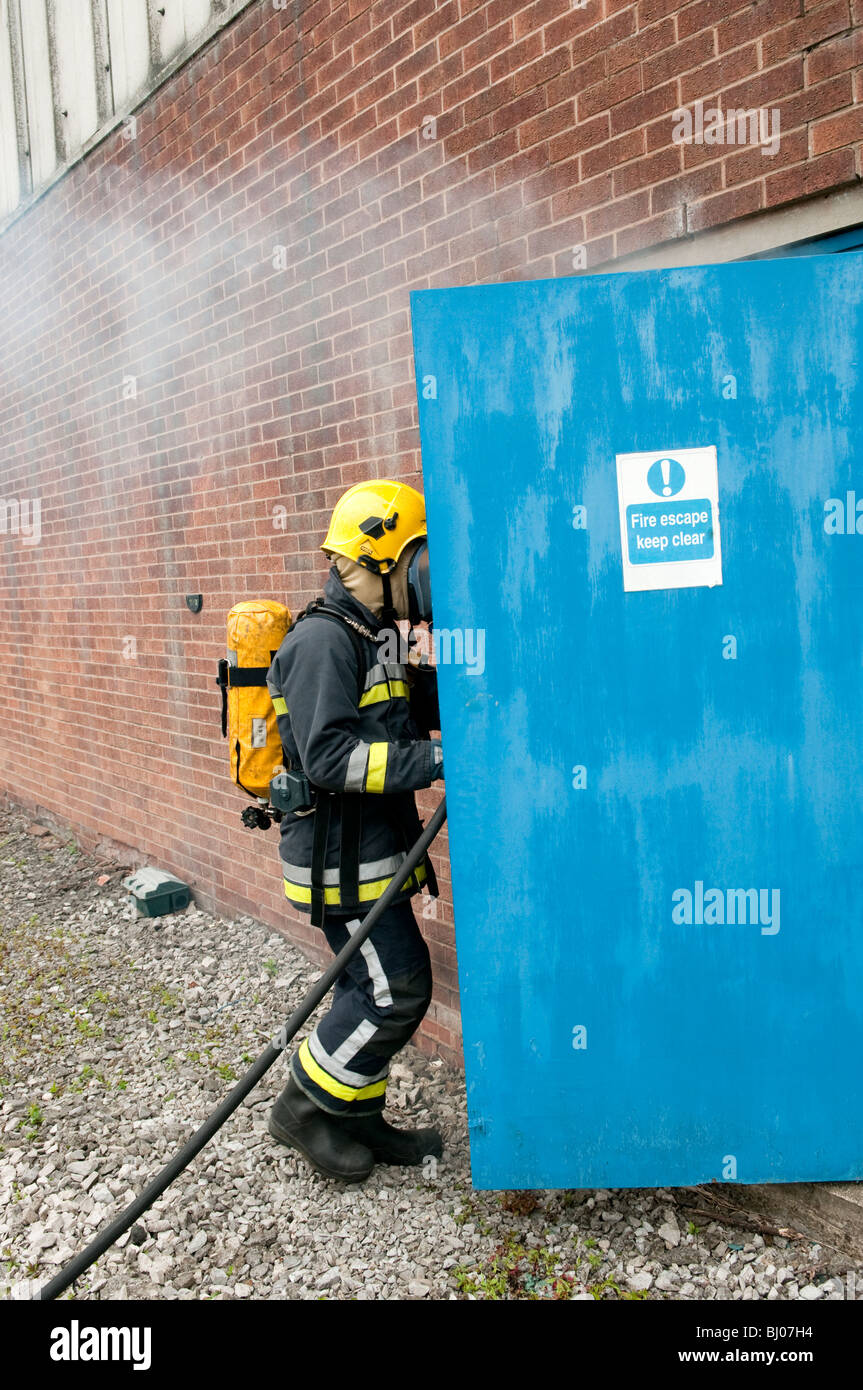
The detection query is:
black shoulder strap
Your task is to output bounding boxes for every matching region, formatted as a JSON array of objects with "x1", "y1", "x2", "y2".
[
  {"x1": 294, "y1": 601, "x2": 369, "y2": 703},
  {"x1": 292, "y1": 600, "x2": 371, "y2": 927}
]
